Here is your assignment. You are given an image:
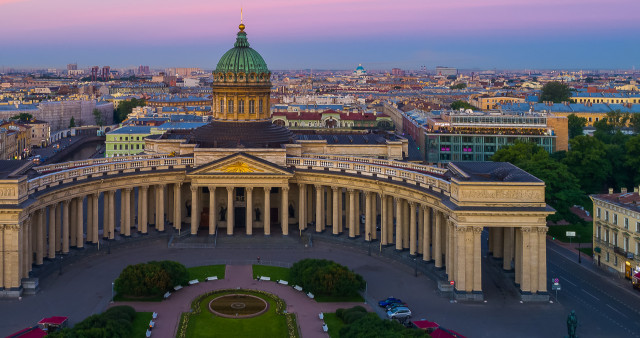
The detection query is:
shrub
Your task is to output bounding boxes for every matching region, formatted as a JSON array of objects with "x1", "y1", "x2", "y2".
[
  {"x1": 336, "y1": 308, "x2": 345, "y2": 320},
  {"x1": 290, "y1": 259, "x2": 365, "y2": 297},
  {"x1": 48, "y1": 305, "x2": 137, "y2": 338},
  {"x1": 114, "y1": 261, "x2": 188, "y2": 298}
]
